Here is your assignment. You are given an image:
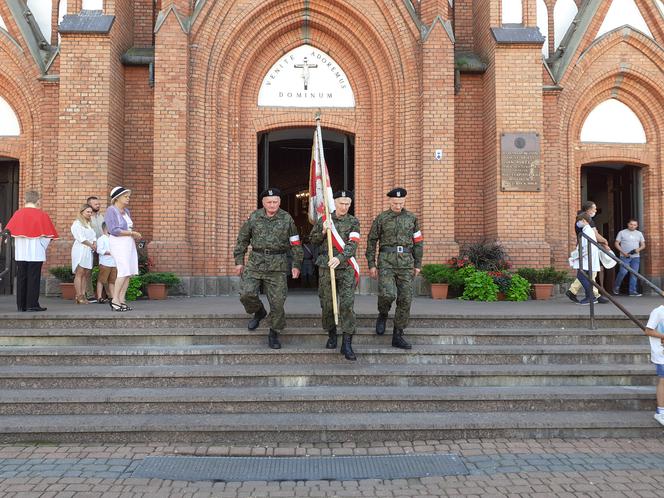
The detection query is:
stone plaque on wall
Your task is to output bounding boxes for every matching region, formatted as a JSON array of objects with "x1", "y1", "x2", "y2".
[{"x1": 500, "y1": 133, "x2": 541, "y2": 192}]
